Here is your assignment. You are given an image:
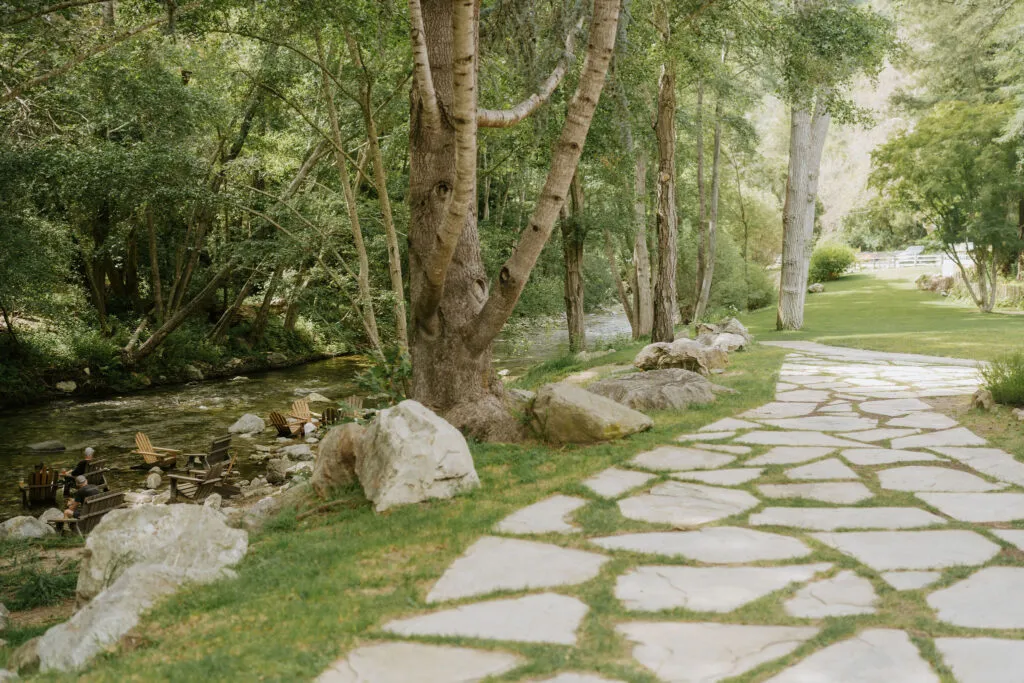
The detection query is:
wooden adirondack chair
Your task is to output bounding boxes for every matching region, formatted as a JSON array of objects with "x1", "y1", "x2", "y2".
[
  {"x1": 84, "y1": 459, "x2": 111, "y2": 491},
  {"x1": 184, "y1": 434, "x2": 235, "y2": 473},
  {"x1": 48, "y1": 491, "x2": 125, "y2": 536},
  {"x1": 288, "y1": 399, "x2": 320, "y2": 424},
  {"x1": 19, "y1": 465, "x2": 59, "y2": 508},
  {"x1": 341, "y1": 396, "x2": 365, "y2": 418},
  {"x1": 321, "y1": 406, "x2": 340, "y2": 426},
  {"x1": 168, "y1": 461, "x2": 224, "y2": 503},
  {"x1": 132, "y1": 432, "x2": 179, "y2": 468},
  {"x1": 269, "y1": 410, "x2": 301, "y2": 437}
]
